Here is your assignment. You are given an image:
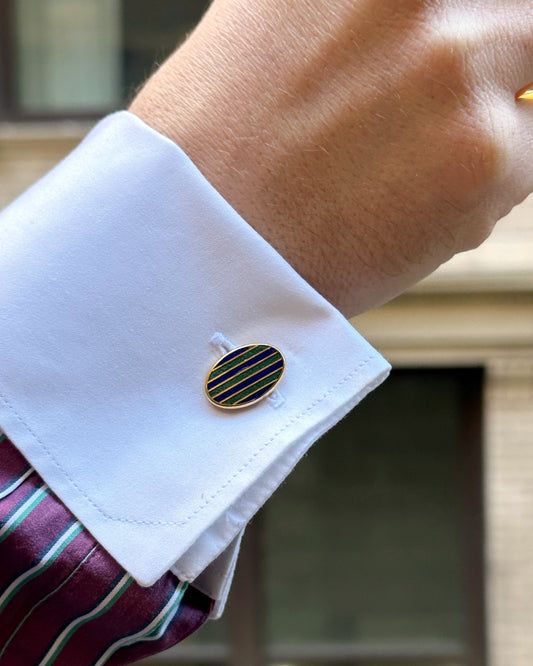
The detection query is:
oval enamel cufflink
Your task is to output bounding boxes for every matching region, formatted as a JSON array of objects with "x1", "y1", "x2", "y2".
[{"x1": 205, "y1": 344, "x2": 285, "y2": 409}]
